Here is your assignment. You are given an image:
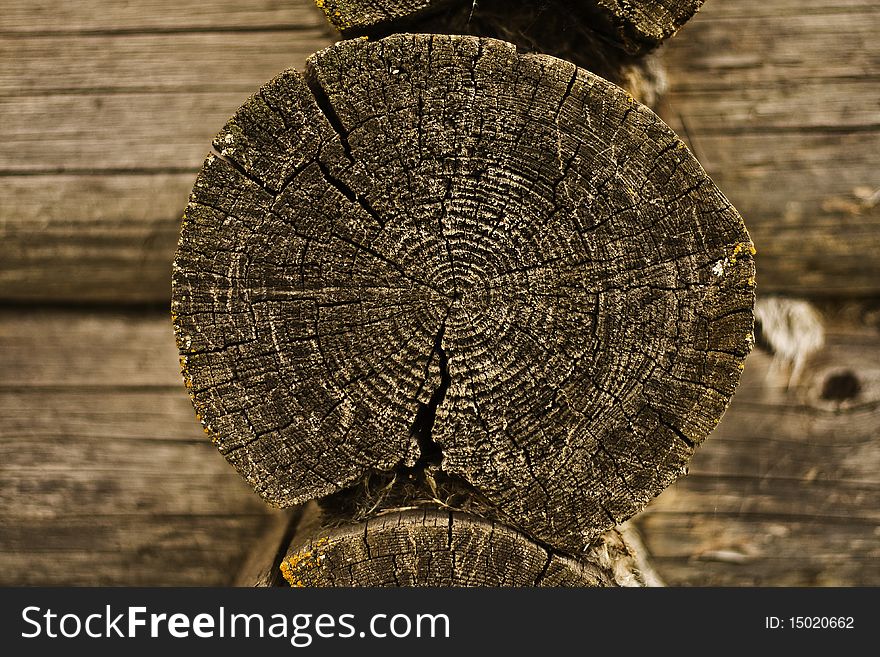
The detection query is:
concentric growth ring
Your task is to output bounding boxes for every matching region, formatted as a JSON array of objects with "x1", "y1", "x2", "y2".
[{"x1": 172, "y1": 34, "x2": 754, "y2": 553}]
